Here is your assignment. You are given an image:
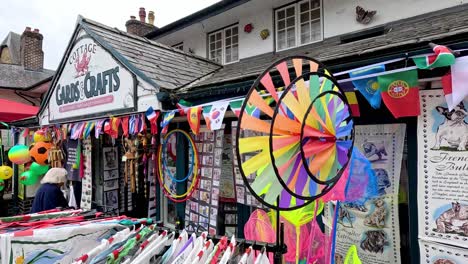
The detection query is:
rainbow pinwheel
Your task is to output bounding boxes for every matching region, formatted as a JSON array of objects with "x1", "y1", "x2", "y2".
[{"x1": 236, "y1": 56, "x2": 354, "y2": 210}]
